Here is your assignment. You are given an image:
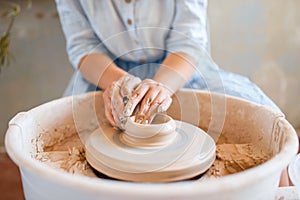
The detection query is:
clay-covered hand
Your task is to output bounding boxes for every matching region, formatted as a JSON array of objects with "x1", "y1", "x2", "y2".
[
  {"x1": 103, "y1": 74, "x2": 141, "y2": 129},
  {"x1": 123, "y1": 79, "x2": 172, "y2": 124}
]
